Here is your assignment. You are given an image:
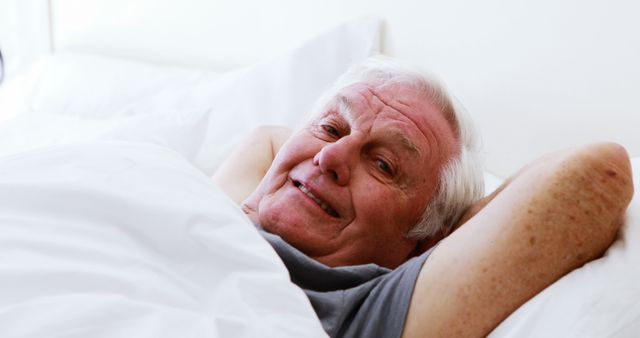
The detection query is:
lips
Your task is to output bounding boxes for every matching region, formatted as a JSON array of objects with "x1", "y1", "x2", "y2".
[{"x1": 293, "y1": 180, "x2": 340, "y2": 218}]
